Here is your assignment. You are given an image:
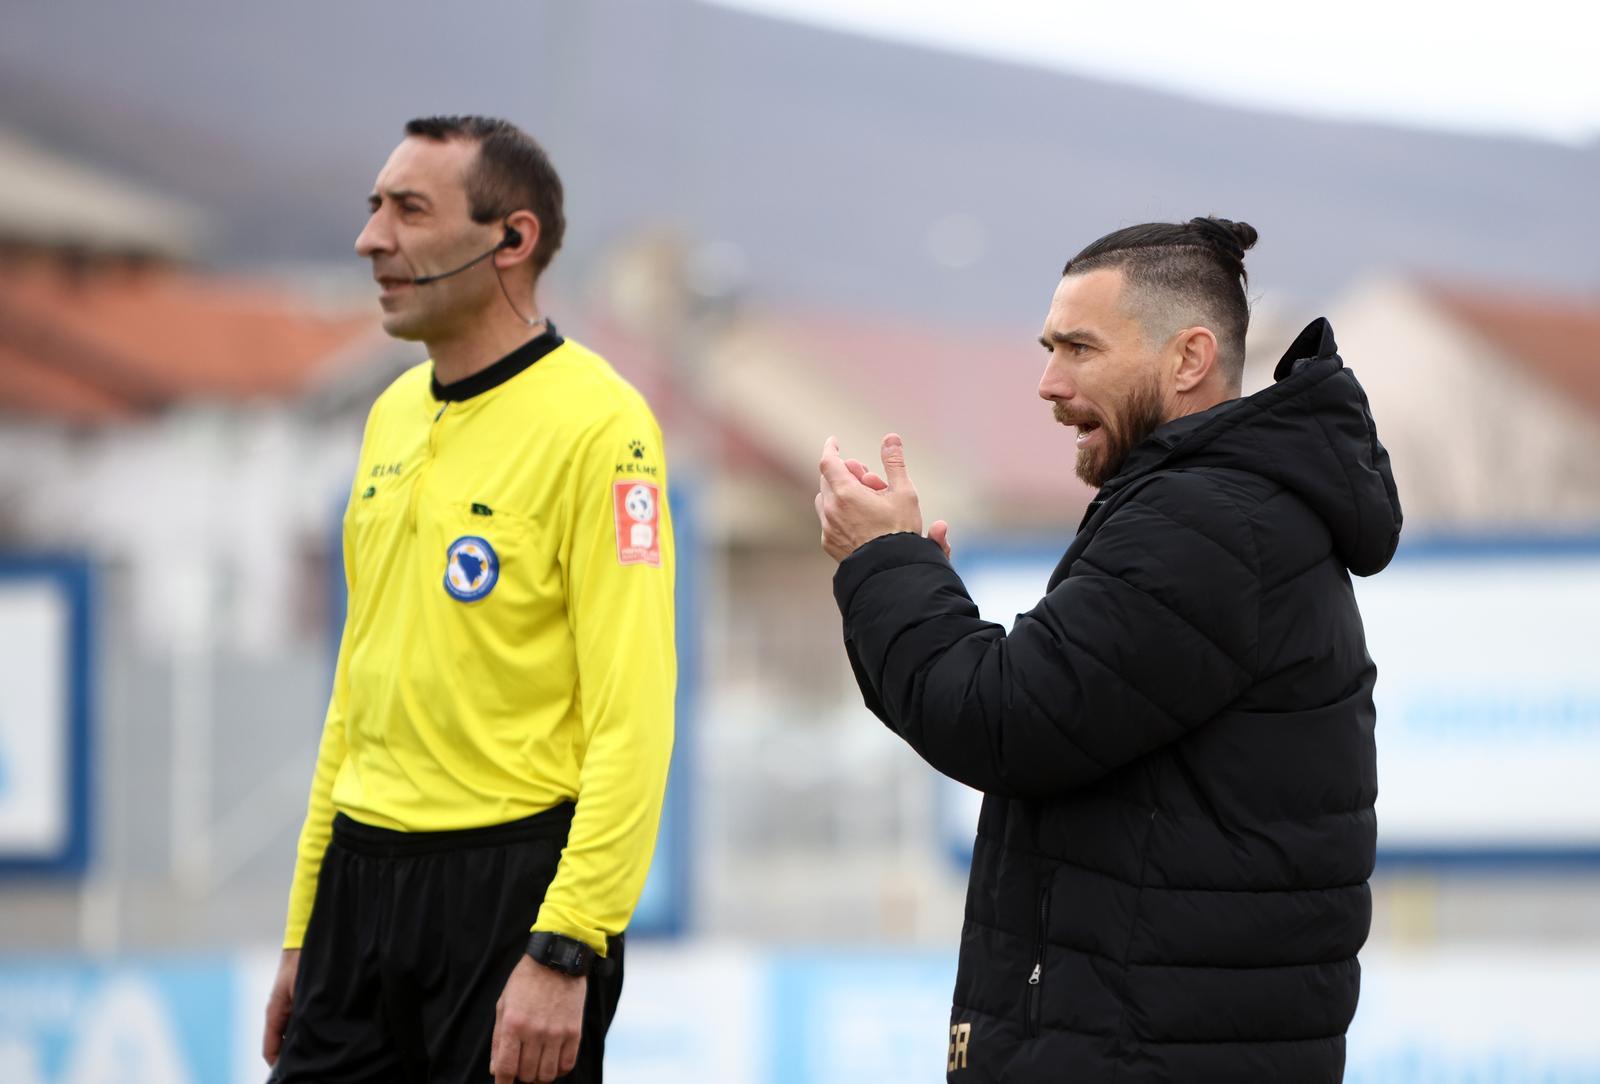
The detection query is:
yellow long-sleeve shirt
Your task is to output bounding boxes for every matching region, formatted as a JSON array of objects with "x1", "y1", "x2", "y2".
[{"x1": 283, "y1": 329, "x2": 675, "y2": 954}]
